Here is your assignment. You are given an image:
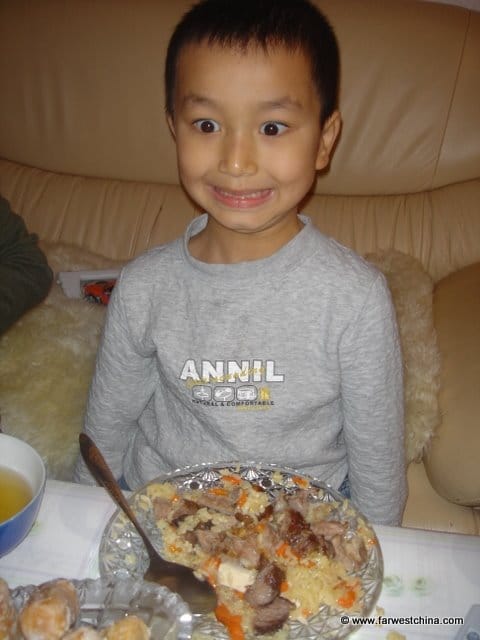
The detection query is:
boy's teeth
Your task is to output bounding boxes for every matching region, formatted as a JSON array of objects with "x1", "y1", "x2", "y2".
[{"x1": 219, "y1": 189, "x2": 267, "y2": 199}]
